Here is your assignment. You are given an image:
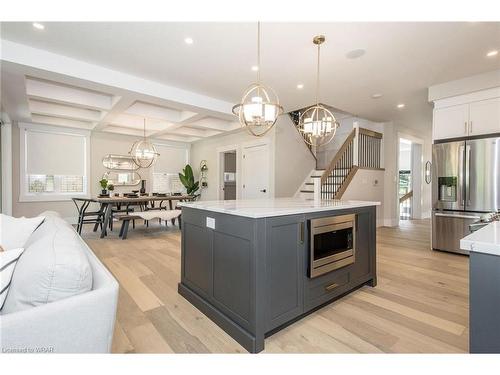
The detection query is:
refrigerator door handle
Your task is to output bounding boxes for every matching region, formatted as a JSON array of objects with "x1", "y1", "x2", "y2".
[
  {"x1": 458, "y1": 144, "x2": 465, "y2": 208},
  {"x1": 466, "y1": 145, "x2": 471, "y2": 206},
  {"x1": 434, "y1": 212, "x2": 481, "y2": 220}
]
